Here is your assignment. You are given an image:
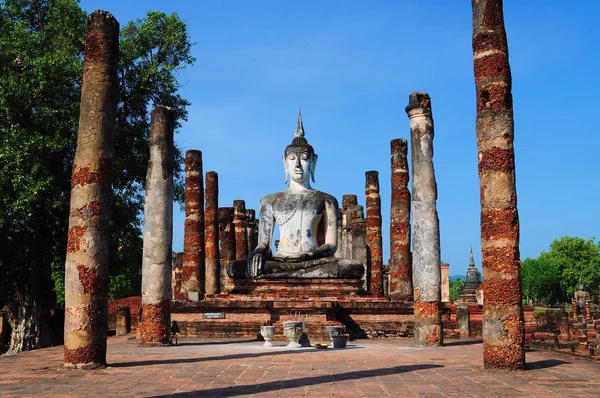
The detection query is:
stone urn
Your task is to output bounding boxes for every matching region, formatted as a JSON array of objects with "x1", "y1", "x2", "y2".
[
  {"x1": 283, "y1": 321, "x2": 304, "y2": 348},
  {"x1": 332, "y1": 334, "x2": 349, "y2": 349},
  {"x1": 260, "y1": 325, "x2": 276, "y2": 347}
]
